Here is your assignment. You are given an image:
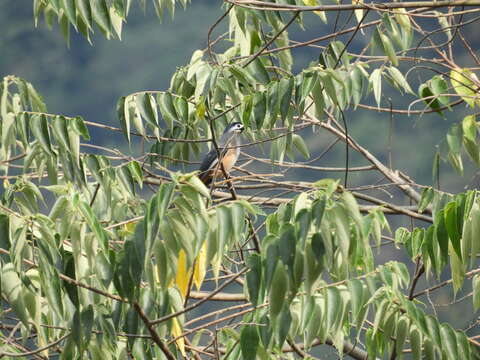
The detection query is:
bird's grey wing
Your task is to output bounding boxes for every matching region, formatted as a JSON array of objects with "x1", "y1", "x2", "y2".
[{"x1": 199, "y1": 148, "x2": 219, "y2": 173}]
